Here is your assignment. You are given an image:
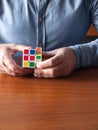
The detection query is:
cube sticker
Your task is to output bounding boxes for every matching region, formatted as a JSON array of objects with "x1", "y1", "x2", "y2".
[{"x1": 23, "y1": 47, "x2": 42, "y2": 68}]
